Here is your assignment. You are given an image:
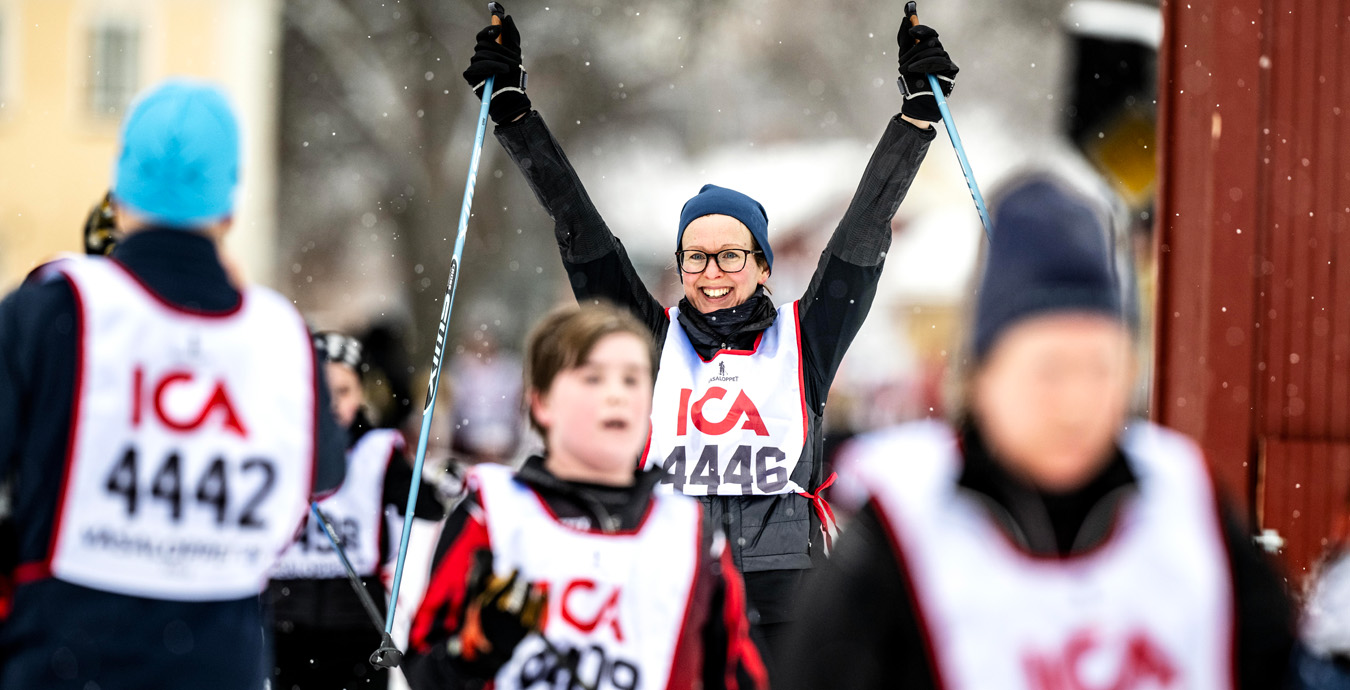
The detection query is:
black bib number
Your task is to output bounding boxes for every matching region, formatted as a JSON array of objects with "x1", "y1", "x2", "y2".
[
  {"x1": 518, "y1": 641, "x2": 640, "y2": 690},
  {"x1": 658, "y1": 444, "x2": 790, "y2": 494},
  {"x1": 104, "y1": 445, "x2": 278, "y2": 529},
  {"x1": 293, "y1": 513, "x2": 361, "y2": 553}
]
